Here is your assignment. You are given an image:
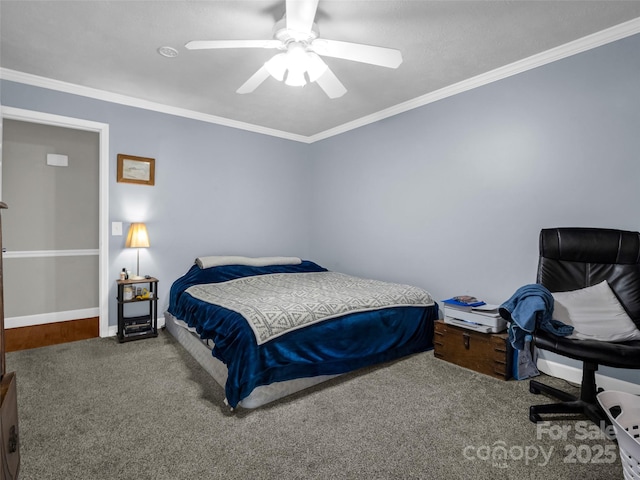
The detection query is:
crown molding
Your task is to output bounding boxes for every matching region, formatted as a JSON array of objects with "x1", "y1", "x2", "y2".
[
  {"x1": 2, "y1": 16, "x2": 639, "y2": 144},
  {"x1": 0, "y1": 68, "x2": 312, "y2": 144},
  {"x1": 309, "y1": 16, "x2": 640, "y2": 143}
]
